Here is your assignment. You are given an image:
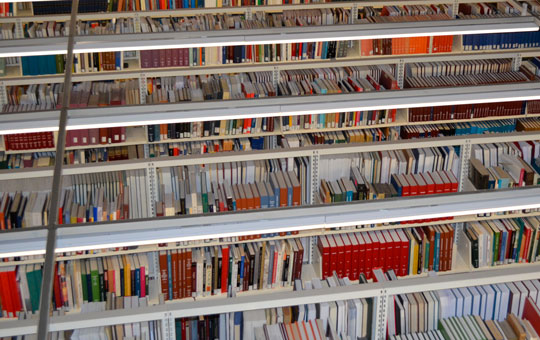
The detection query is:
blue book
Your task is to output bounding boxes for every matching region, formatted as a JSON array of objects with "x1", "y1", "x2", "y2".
[
  {"x1": 135, "y1": 267, "x2": 140, "y2": 297},
  {"x1": 234, "y1": 312, "x2": 243, "y2": 338},
  {"x1": 190, "y1": 320, "x2": 198, "y2": 339},
  {"x1": 267, "y1": 183, "x2": 276, "y2": 208},
  {"x1": 167, "y1": 251, "x2": 173, "y2": 300},
  {"x1": 499, "y1": 230, "x2": 507, "y2": 264},
  {"x1": 434, "y1": 231, "x2": 440, "y2": 272},
  {"x1": 93, "y1": 206, "x2": 98, "y2": 222},
  {"x1": 391, "y1": 174, "x2": 402, "y2": 197}
]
